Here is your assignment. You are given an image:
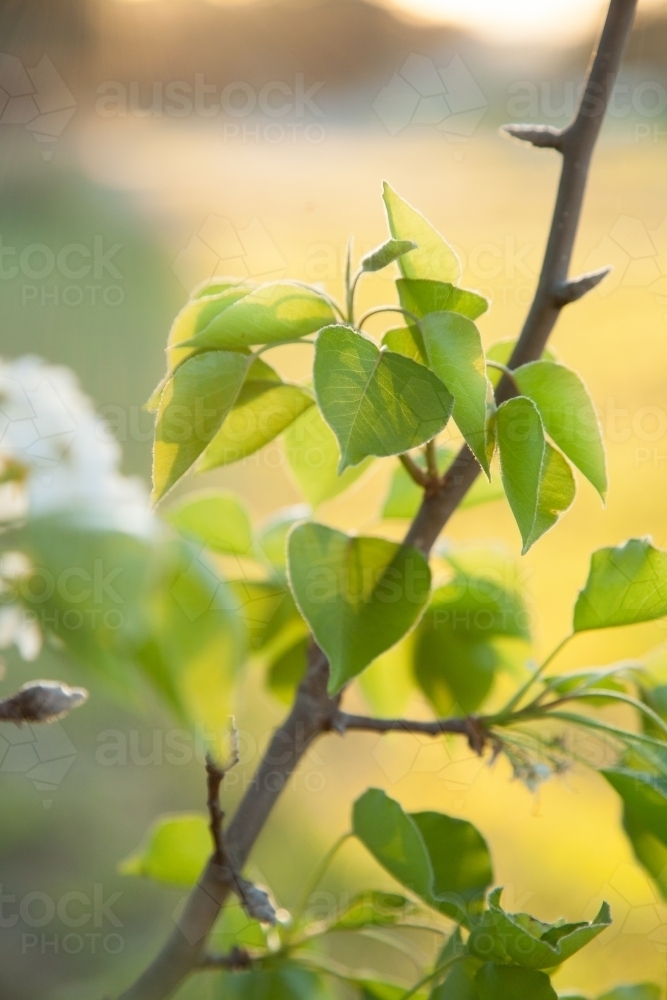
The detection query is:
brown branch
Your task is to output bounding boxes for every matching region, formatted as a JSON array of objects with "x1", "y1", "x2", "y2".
[
  {"x1": 116, "y1": 4, "x2": 637, "y2": 996},
  {"x1": 336, "y1": 711, "x2": 488, "y2": 754},
  {"x1": 200, "y1": 946, "x2": 252, "y2": 971},
  {"x1": 404, "y1": 0, "x2": 637, "y2": 556}
]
